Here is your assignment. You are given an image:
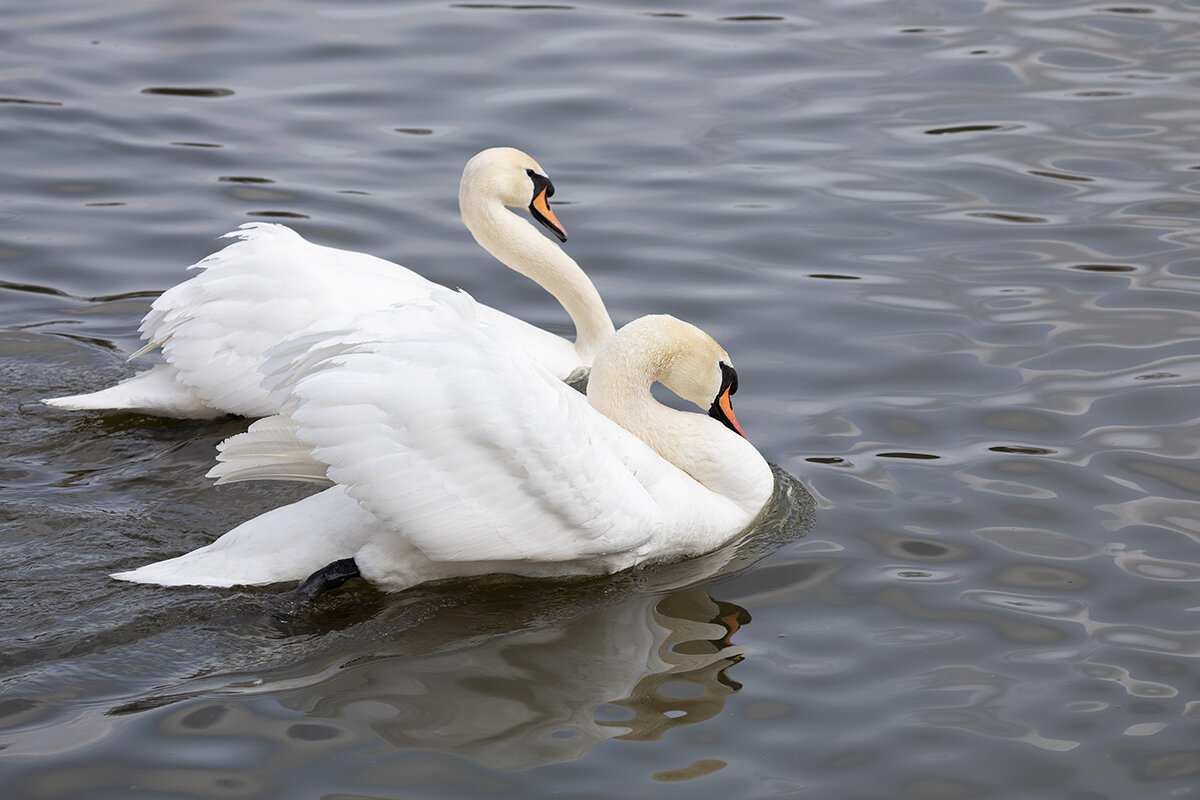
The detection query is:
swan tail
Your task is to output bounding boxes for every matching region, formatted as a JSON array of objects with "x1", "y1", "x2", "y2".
[
  {"x1": 111, "y1": 486, "x2": 376, "y2": 587},
  {"x1": 207, "y1": 416, "x2": 332, "y2": 485},
  {"x1": 42, "y1": 364, "x2": 225, "y2": 419}
]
